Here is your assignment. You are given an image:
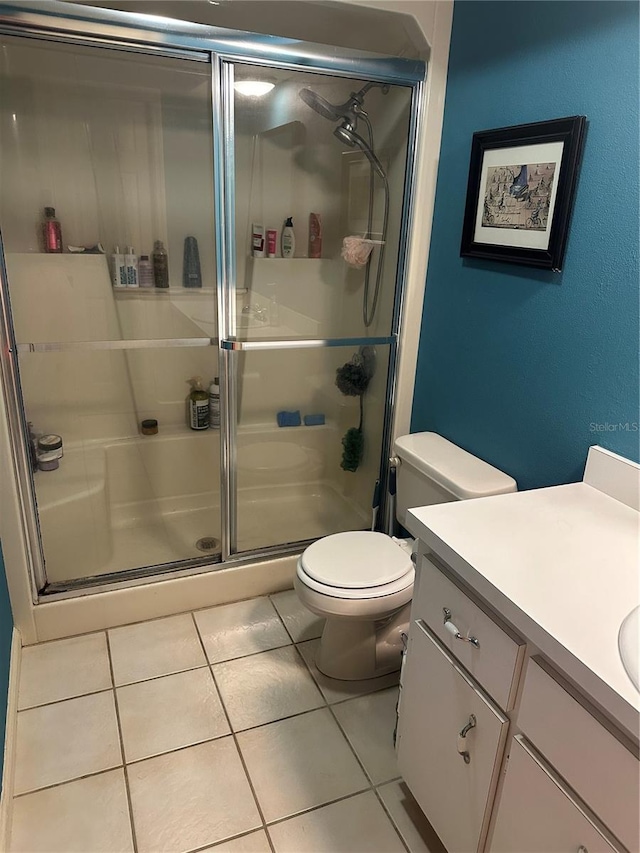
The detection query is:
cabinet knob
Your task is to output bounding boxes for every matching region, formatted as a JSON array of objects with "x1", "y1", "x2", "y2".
[
  {"x1": 456, "y1": 714, "x2": 477, "y2": 764},
  {"x1": 577, "y1": 847, "x2": 589, "y2": 853},
  {"x1": 443, "y1": 608, "x2": 480, "y2": 648}
]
